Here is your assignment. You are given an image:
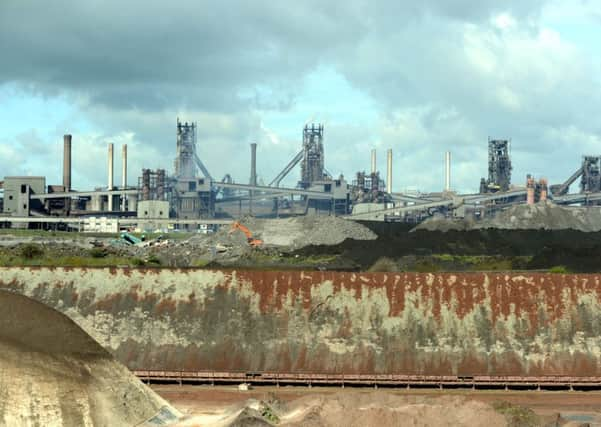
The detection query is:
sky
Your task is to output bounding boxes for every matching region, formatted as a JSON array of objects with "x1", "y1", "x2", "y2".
[{"x1": 0, "y1": 0, "x2": 600, "y2": 194}]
